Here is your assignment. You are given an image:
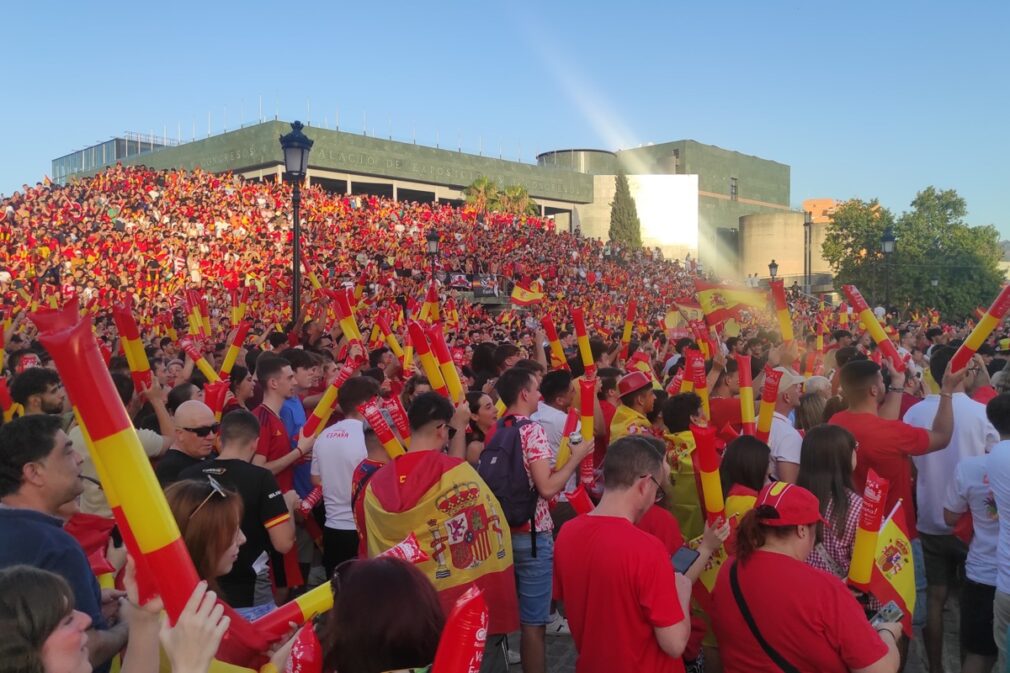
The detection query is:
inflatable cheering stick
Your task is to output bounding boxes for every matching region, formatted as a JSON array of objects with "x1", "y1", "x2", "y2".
[
  {"x1": 407, "y1": 321, "x2": 450, "y2": 398},
  {"x1": 620, "y1": 300, "x2": 637, "y2": 360},
  {"x1": 220, "y1": 321, "x2": 251, "y2": 376},
  {"x1": 691, "y1": 424, "x2": 724, "y2": 524},
  {"x1": 842, "y1": 285, "x2": 904, "y2": 373},
  {"x1": 733, "y1": 354, "x2": 755, "y2": 436},
  {"x1": 950, "y1": 284, "x2": 1010, "y2": 372},
  {"x1": 770, "y1": 280, "x2": 794, "y2": 344},
  {"x1": 755, "y1": 367, "x2": 783, "y2": 444},
  {"x1": 541, "y1": 315, "x2": 569, "y2": 371},
  {"x1": 848, "y1": 469, "x2": 889, "y2": 590},
  {"x1": 432, "y1": 587, "x2": 489, "y2": 673},
  {"x1": 571, "y1": 308, "x2": 595, "y2": 378}
]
